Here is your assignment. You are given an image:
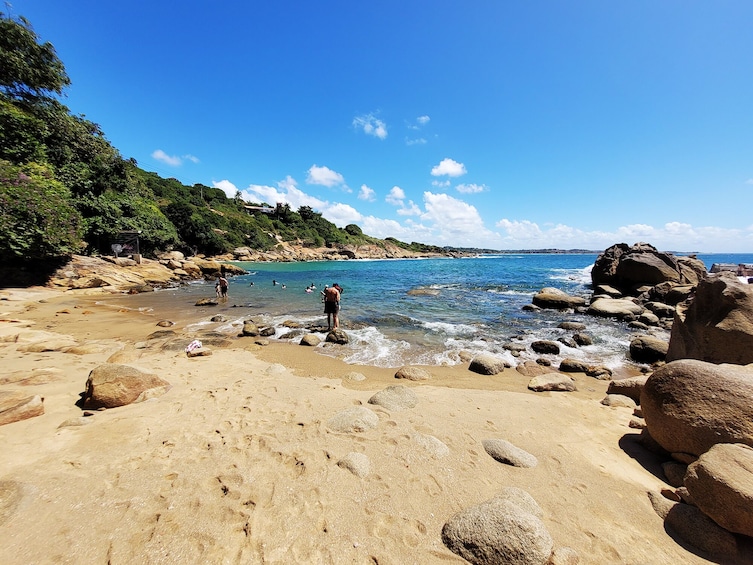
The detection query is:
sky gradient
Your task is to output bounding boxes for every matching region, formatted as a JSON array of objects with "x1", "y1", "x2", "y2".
[{"x1": 10, "y1": 1, "x2": 753, "y2": 252}]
